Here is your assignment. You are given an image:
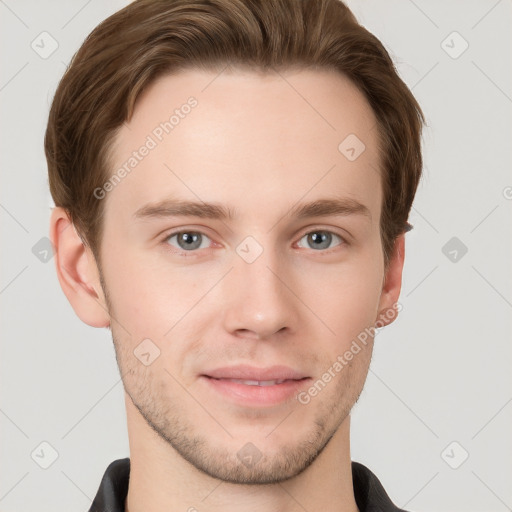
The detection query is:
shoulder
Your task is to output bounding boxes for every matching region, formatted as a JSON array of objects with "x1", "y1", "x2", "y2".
[
  {"x1": 352, "y1": 461, "x2": 410, "y2": 512},
  {"x1": 88, "y1": 458, "x2": 130, "y2": 512}
]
